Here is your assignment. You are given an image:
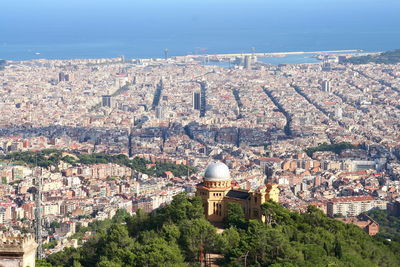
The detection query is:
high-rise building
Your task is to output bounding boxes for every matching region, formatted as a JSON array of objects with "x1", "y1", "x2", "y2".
[
  {"x1": 59, "y1": 72, "x2": 70, "y2": 82},
  {"x1": 335, "y1": 106, "x2": 343, "y2": 119},
  {"x1": 155, "y1": 106, "x2": 164, "y2": 119},
  {"x1": 193, "y1": 92, "x2": 201, "y2": 110},
  {"x1": 322, "y1": 80, "x2": 331, "y2": 93},
  {"x1": 164, "y1": 48, "x2": 169, "y2": 59},
  {"x1": 58, "y1": 72, "x2": 65, "y2": 82},
  {"x1": 244, "y1": 55, "x2": 251, "y2": 69},
  {"x1": 102, "y1": 95, "x2": 112, "y2": 108}
]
